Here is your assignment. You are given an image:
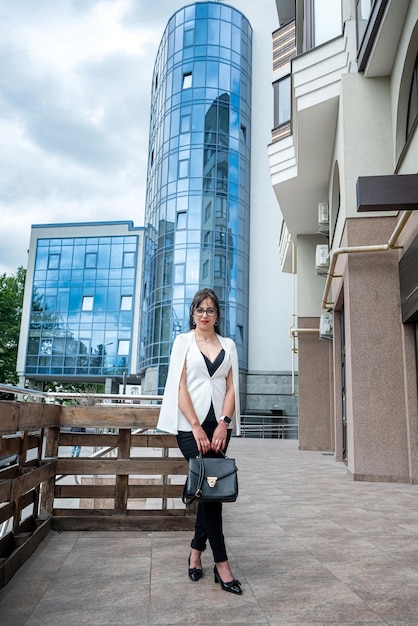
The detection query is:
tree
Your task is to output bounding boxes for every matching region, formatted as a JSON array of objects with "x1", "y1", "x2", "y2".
[
  {"x1": 43, "y1": 381, "x2": 105, "y2": 404},
  {"x1": 0, "y1": 266, "x2": 26, "y2": 385}
]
